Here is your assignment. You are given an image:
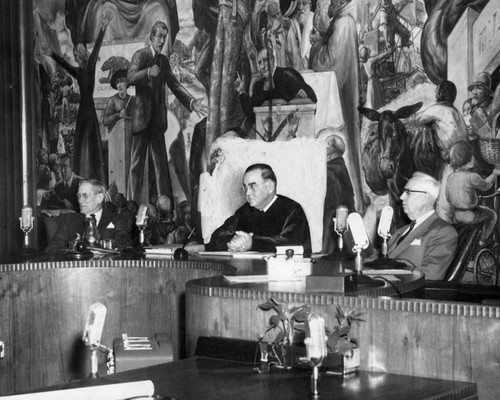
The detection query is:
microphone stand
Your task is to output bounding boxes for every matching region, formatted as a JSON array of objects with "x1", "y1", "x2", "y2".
[
  {"x1": 323, "y1": 218, "x2": 354, "y2": 260},
  {"x1": 350, "y1": 244, "x2": 384, "y2": 288},
  {"x1": 364, "y1": 231, "x2": 407, "y2": 269}
]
